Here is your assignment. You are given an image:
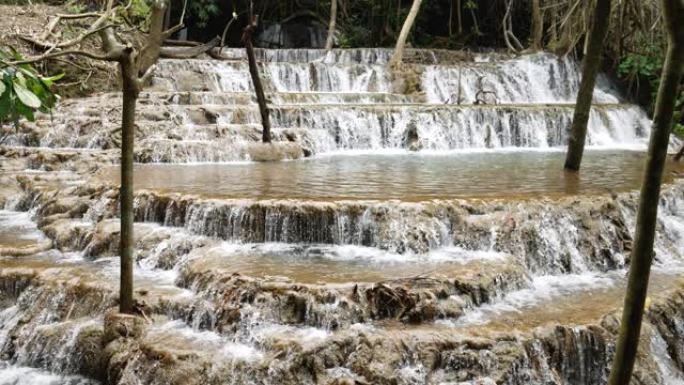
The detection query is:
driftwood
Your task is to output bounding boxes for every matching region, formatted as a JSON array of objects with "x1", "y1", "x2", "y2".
[{"x1": 160, "y1": 36, "x2": 220, "y2": 59}]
